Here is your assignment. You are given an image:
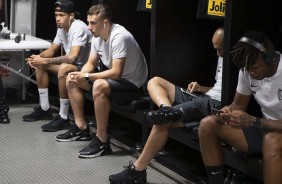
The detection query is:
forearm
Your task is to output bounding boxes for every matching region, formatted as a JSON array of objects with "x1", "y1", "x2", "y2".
[
  {"x1": 46, "y1": 55, "x2": 77, "y2": 65},
  {"x1": 260, "y1": 119, "x2": 282, "y2": 132},
  {"x1": 39, "y1": 49, "x2": 56, "y2": 58},
  {"x1": 88, "y1": 69, "x2": 121, "y2": 81},
  {"x1": 227, "y1": 103, "x2": 243, "y2": 111}
]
